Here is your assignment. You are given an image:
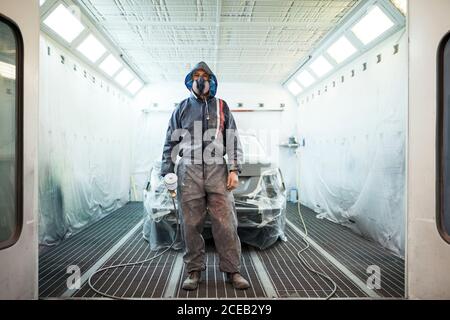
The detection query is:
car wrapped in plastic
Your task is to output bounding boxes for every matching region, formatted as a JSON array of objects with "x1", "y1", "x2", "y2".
[{"x1": 142, "y1": 135, "x2": 287, "y2": 250}]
